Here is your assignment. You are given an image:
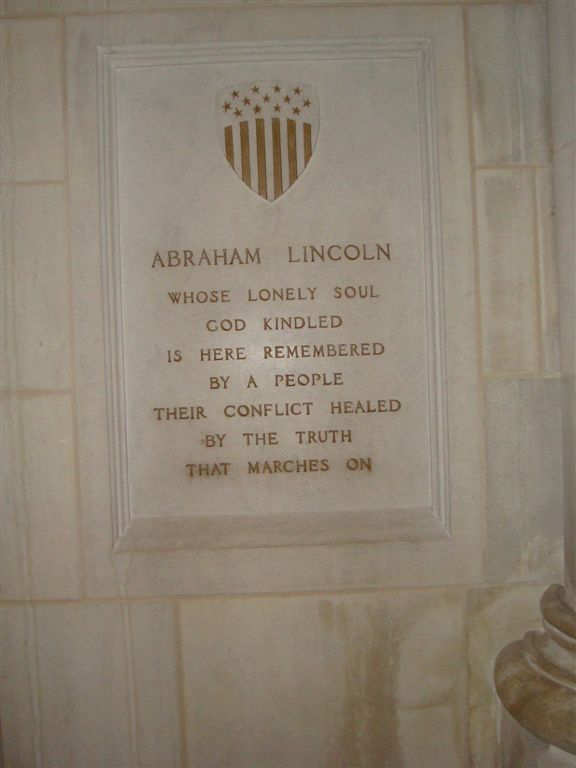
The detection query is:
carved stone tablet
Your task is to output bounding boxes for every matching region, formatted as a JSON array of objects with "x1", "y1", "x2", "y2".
[{"x1": 99, "y1": 39, "x2": 449, "y2": 550}]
